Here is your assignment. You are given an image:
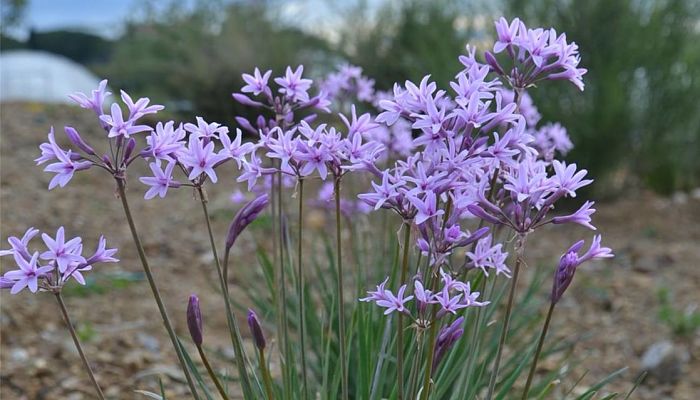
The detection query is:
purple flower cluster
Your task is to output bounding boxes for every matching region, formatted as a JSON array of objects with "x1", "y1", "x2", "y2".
[
  {"x1": 321, "y1": 64, "x2": 376, "y2": 104},
  {"x1": 0, "y1": 227, "x2": 118, "y2": 294},
  {"x1": 360, "y1": 269, "x2": 488, "y2": 318},
  {"x1": 36, "y1": 81, "x2": 163, "y2": 188},
  {"x1": 359, "y1": 17, "x2": 611, "y2": 317},
  {"x1": 138, "y1": 120, "x2": 252, "y2": 197},
  {"x1": 486, "y1": 17, "x2": 587, "y2": 90}
]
